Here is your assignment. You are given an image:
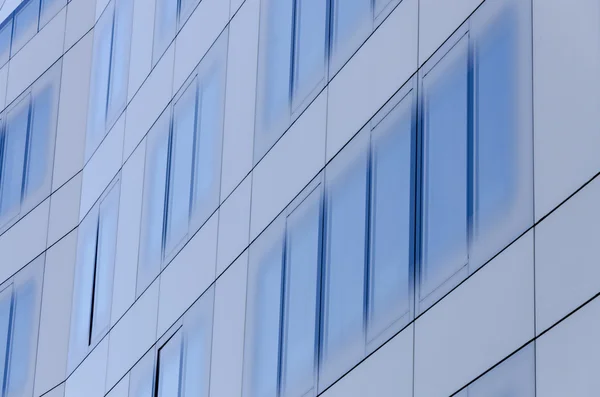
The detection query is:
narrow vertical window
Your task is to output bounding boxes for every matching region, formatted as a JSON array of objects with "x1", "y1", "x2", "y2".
[
  {"x1": 11, "y1": 0, "x2": 39, "y2": 55},
  {"x1": 129, "y1": 349, "x2": 156, "y2": 397},
  {"x1": 367, "y1": 92, "x2": 414, "y2": 345},
  {"x1": 320, "y1": 135, "x2": 369, "y2": 390},
  {"x1": 420, "y1": 36, "x2": 470, "y2": 302},
  {"x1": 330, "y1": 0, "x2": 371, "y2": 71},
  {"x1": 0, "y1": 20, "x2": 12, "y2": 66},
  {"x1": 280, "y1": 188, "x2": 321, "y2": 397},
  {"x1": 40, "y1": 0, "x2": 66, "y2": 28},
  {"x1": 153, "y1": 0, "x2": 177, "y2": 62},
  {"x1": 0, "y1": 285, "x2": 13, "y2": 396},
  {"x1": 291, "y1": 0, "x2": 328, "y2": 110},
  {"x1": 156, "y1": 333, "x2": 183, "y2": 397},
  {"x1": 178, "y1": 0, "x2": 198, "y2": 25},
  {"x1": 243, "y1": 226, "x2": 284, "y2": 397}
]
